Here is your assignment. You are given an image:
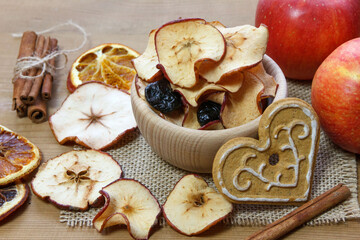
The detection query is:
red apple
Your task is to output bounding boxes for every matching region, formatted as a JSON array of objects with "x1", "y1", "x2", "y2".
[
  {"x1": 311, "y1": 38, "x2": 360, "y2": 154},
  {"x1": 255, "y1": 0, "x2": 360, "y2": 80}
]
